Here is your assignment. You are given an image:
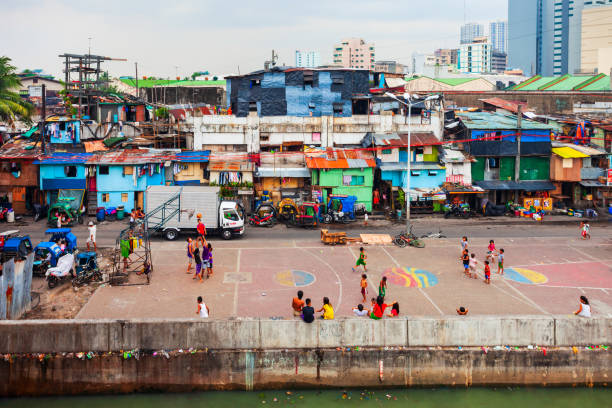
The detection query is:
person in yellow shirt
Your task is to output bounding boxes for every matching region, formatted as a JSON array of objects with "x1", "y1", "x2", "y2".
[{"x1": 316, "y1": 297, "x2": 334, "y2": 320}]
